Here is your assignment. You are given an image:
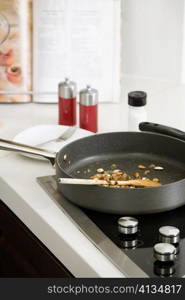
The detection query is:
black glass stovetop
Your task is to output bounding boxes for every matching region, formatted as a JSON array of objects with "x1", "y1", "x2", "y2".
[
  {"x1": 82, "y1": 205, "x2": 185, "y2": 277},
  {"x1": 38, "y1": 176, "x2": 185, "y2": 278}
]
